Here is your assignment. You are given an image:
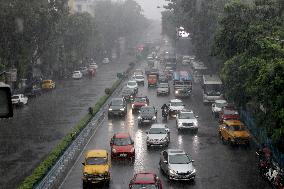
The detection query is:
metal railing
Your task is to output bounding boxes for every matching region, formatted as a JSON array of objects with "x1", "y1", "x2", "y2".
[
  {"x1": 34, "y1": 68, "x2": 132, "y2": 189},
  {"x1": 239, "y1": 108, "x2": 284, "y2": 168}
]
